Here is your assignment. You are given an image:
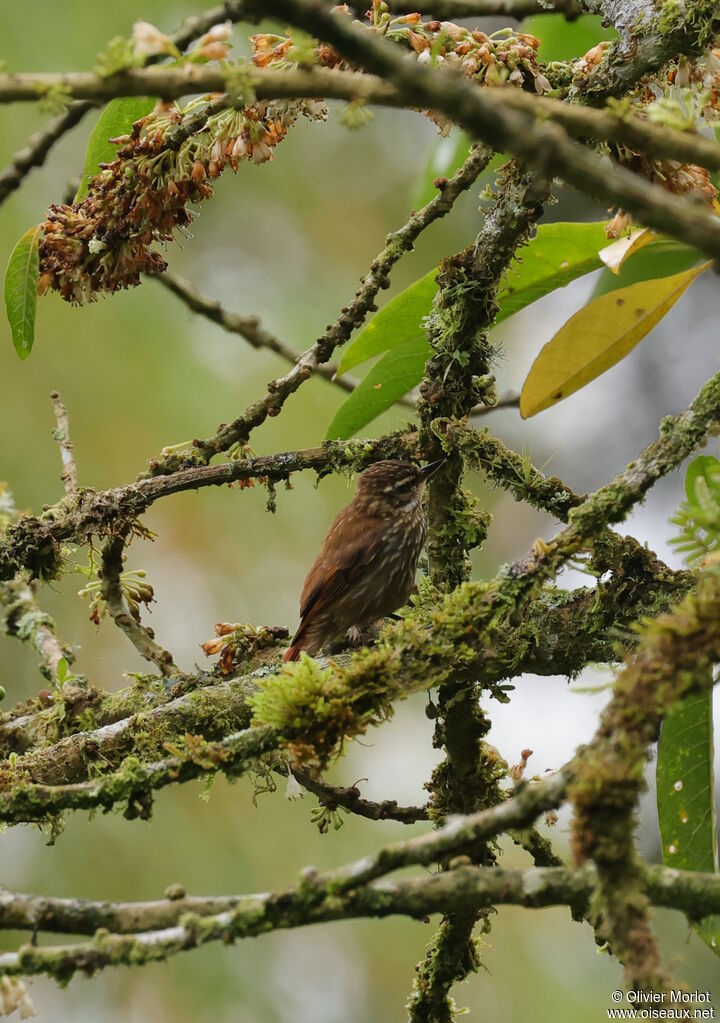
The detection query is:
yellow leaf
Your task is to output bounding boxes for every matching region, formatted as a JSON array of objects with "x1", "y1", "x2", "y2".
[
  {"x1": 598, "y1": 227, "x2": 656, "y2": 274},
  {"x1": 520, "y1": 261, "x2": 711, "y2": 418}
]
